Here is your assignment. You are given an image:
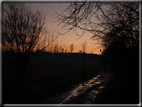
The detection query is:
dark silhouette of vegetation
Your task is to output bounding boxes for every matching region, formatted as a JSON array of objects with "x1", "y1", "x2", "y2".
[
  {"x1": 55, "y1": 2, "x2": 139, "y2": 103},
  {"x1": 2, "y1": 2, "x2": 139, "y2": 104},
  {"x1": 79, "y1": 50, "x2": 82, "y2": 53},
  {"x1": 70, "y1": 44, "x2": 74, "y2": 53},
  {"x1": 53, "y1": 42, "x2": 59, "y2": 53},
  {"x1": 81, "y1": 41, "x2": 87, "y2": 74},
  {"x1": 55, "y1": 2, "x2": 138, "y2": 44},
  {"x1": 59, "y1": 46, "x2": 62, "y2": 53},
  {"x1": 62, "y1": 48, "x2": 64, "y2": 53},
  {"x1": 2, "y1": 3, "x2": 57, "y2": 88},
  {"x1": 81, "y1": 41, "x2": 87, "y2": 53},
  {"x1": 55, "y1": 2, "x2": 139, "y2": 72}
]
